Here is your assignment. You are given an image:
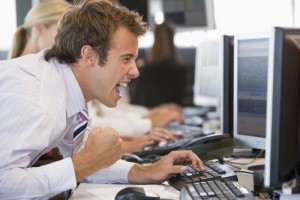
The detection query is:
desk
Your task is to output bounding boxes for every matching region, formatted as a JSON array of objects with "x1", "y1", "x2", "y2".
[
  {"x1": 70, "y1": 157, "x2": 265, "y2": 200},
  {"x1": 70, "y1": 183, "x2": 180, "y2": 200},
  {"x1": 224, "y1": 157, "x2": 265, "y2": 191}
]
